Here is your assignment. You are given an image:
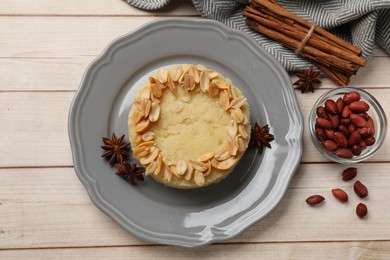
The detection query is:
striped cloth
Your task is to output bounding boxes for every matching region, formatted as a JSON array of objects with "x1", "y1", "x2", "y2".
[{"x1": 124, "y1": 0, "x2": 390, "y2": 72}]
